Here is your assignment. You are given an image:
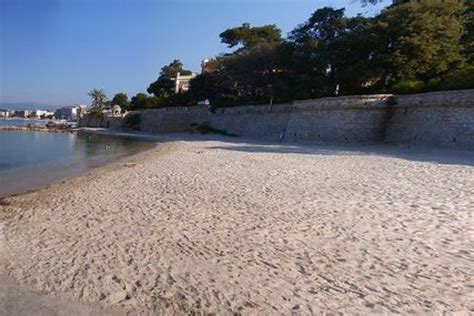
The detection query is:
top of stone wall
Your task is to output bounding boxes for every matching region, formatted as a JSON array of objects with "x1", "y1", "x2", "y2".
[
  {"x1": 395, "y1": 89, "x2": 474, "y2": 108},
  {"x1": 215, "y1": 94, "x2": 395, "y2": 115},
  {"x1": 140, "y1": 89, "x2": 474, "y2": 115}
]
